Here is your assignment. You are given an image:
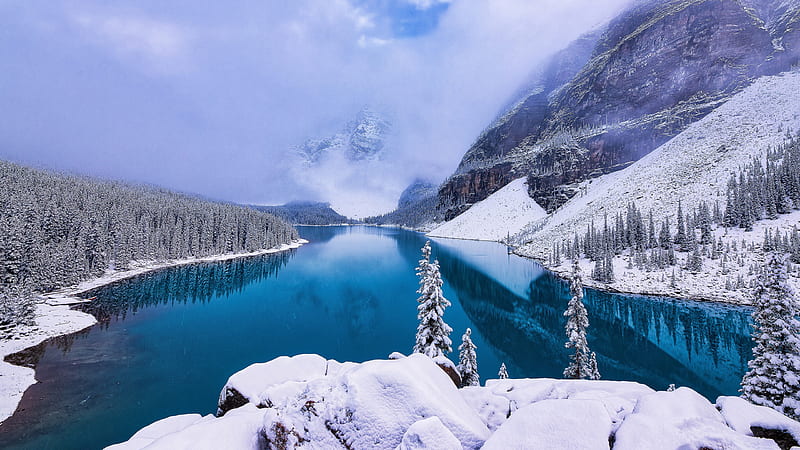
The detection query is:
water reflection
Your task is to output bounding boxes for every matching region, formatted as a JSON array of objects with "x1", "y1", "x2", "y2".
[
  {"x1": 77, "y1": 250, "x2": 295, "y2": 324},
  {"x1": 431, "y1": 240, "x2": 752, "y2": 399}
]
